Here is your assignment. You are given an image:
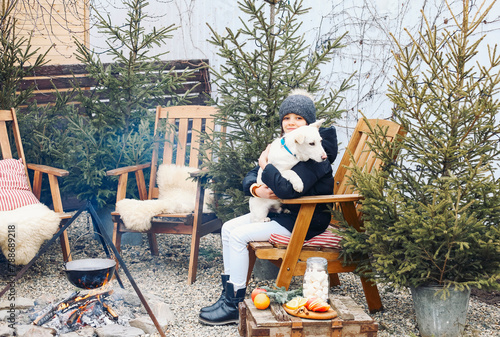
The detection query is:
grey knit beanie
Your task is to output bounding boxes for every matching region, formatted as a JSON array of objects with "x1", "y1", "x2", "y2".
[{"x1": 279, "y1": 89, "x2": 316, "y2": 125}]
